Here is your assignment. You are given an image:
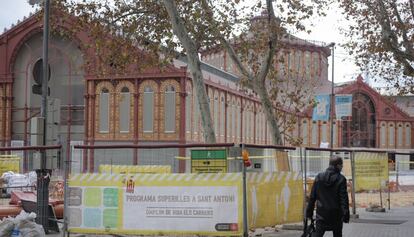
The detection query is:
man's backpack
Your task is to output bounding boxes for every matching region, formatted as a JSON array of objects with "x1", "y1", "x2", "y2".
[{"x1": 301, "y1": 218, "x2": 315, "y2": 237}]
